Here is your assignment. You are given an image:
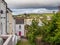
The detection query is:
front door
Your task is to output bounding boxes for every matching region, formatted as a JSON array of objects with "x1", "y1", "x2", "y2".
[{"x1": 19, "y1": 31, "x2": 21, "y2": 36}]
